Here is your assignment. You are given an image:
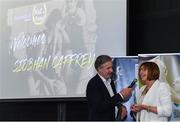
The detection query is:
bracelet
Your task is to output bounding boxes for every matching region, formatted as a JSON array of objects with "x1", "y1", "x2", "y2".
[{"x1": 147, "y1": 105, "x2": 151, "y2": 112}]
